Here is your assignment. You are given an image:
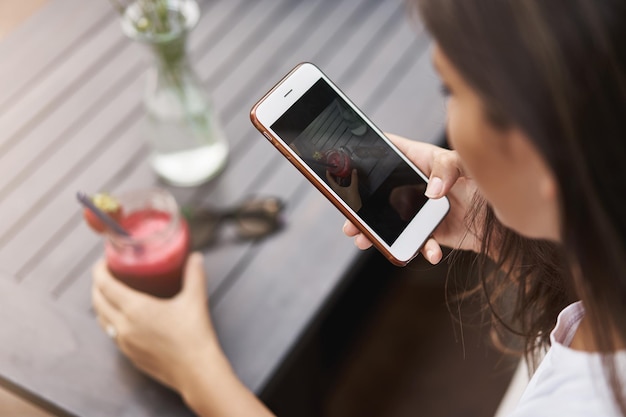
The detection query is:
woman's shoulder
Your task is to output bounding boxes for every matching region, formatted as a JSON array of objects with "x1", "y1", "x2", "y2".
[
  {"x1": 510, "y1": 355, "x2": 622, "y2": 416},
  {"x1": 508, "y1": 301, "x2": 626, "y2": 417}
]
